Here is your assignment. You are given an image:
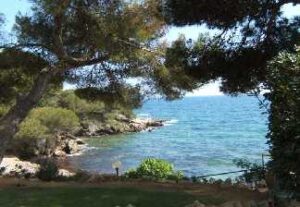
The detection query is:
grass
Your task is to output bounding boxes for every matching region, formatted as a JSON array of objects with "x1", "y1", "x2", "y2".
[{"x1": 0, "y1": 186, "x2": 224, "y2": 207}]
